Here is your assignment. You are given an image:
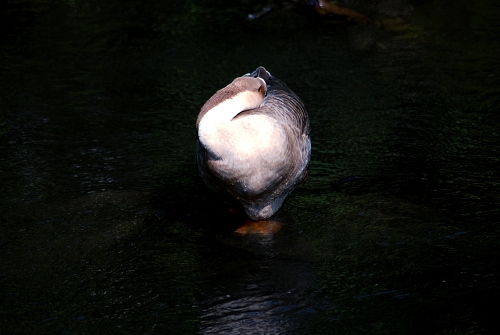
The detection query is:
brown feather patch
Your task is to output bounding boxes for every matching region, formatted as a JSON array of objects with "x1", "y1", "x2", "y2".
[{"x1": 196, "y1": 77, "x2": 265, "y2": 128}]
